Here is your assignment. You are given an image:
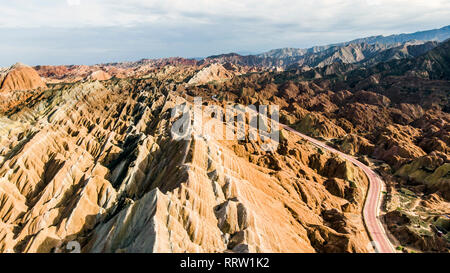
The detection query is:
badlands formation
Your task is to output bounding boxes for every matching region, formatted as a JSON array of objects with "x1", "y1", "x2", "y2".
[
  {"x1": 0, "y1": 64, "x2": 374, "y2": 253},
  {"x1": 0, "y1": 36, "x2": 449, "y2": 253},
  {"x1": 0, "y1": 63, "x2": 46, "y2": 93},
  {"x1": 0, "y1": 63, "x2": 47, "y2": 113}
]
